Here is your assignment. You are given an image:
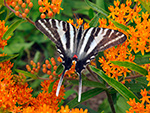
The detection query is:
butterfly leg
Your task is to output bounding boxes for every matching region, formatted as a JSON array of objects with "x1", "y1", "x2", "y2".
[
  {"x1": 56, "y1": 69, "x2": 67, "y2": 96},
  {"x1": 78, "y1": 72, "x2": 82, "y2": 102}
]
